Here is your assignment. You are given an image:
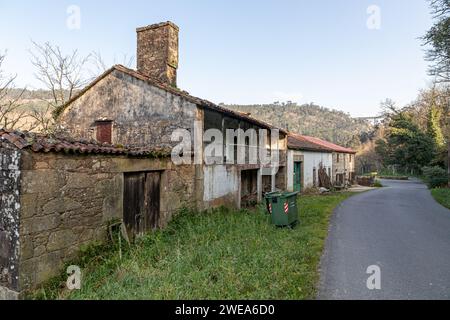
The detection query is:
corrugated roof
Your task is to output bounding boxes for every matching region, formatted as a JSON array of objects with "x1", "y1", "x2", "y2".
[
  {"x1": 59, "y1": 65, "x2": 287, "y2": 134},
  {"x1": 0, "y1": 129, "x2": 171, "y2": 157}
]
